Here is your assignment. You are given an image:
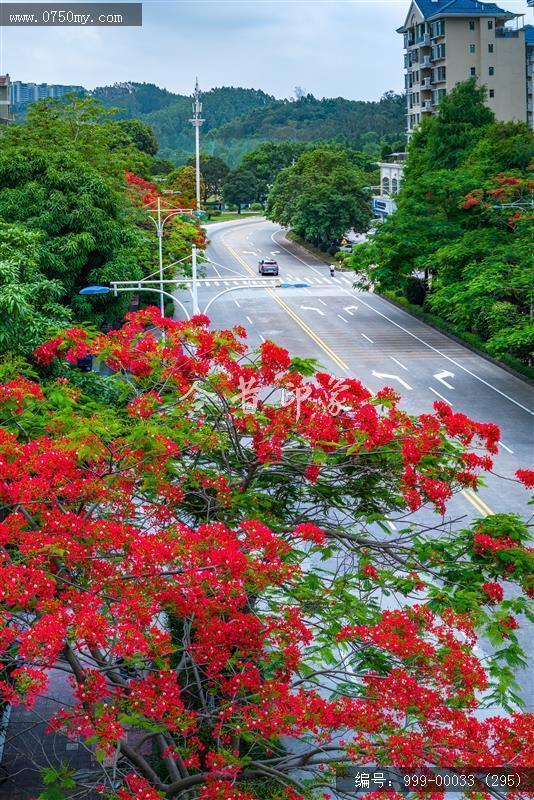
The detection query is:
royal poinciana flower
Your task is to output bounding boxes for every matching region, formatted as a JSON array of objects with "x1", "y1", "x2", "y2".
[{"x1": 0, "y1": 309, "x2": 533, "y2": 798}]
